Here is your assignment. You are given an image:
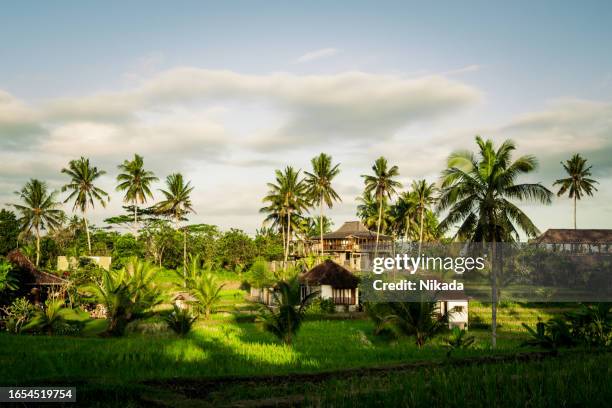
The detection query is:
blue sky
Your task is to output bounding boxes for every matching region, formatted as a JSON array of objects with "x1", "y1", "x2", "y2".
[{"x1": 1, "y1": 1, "x2": 611, "y2": 235}]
